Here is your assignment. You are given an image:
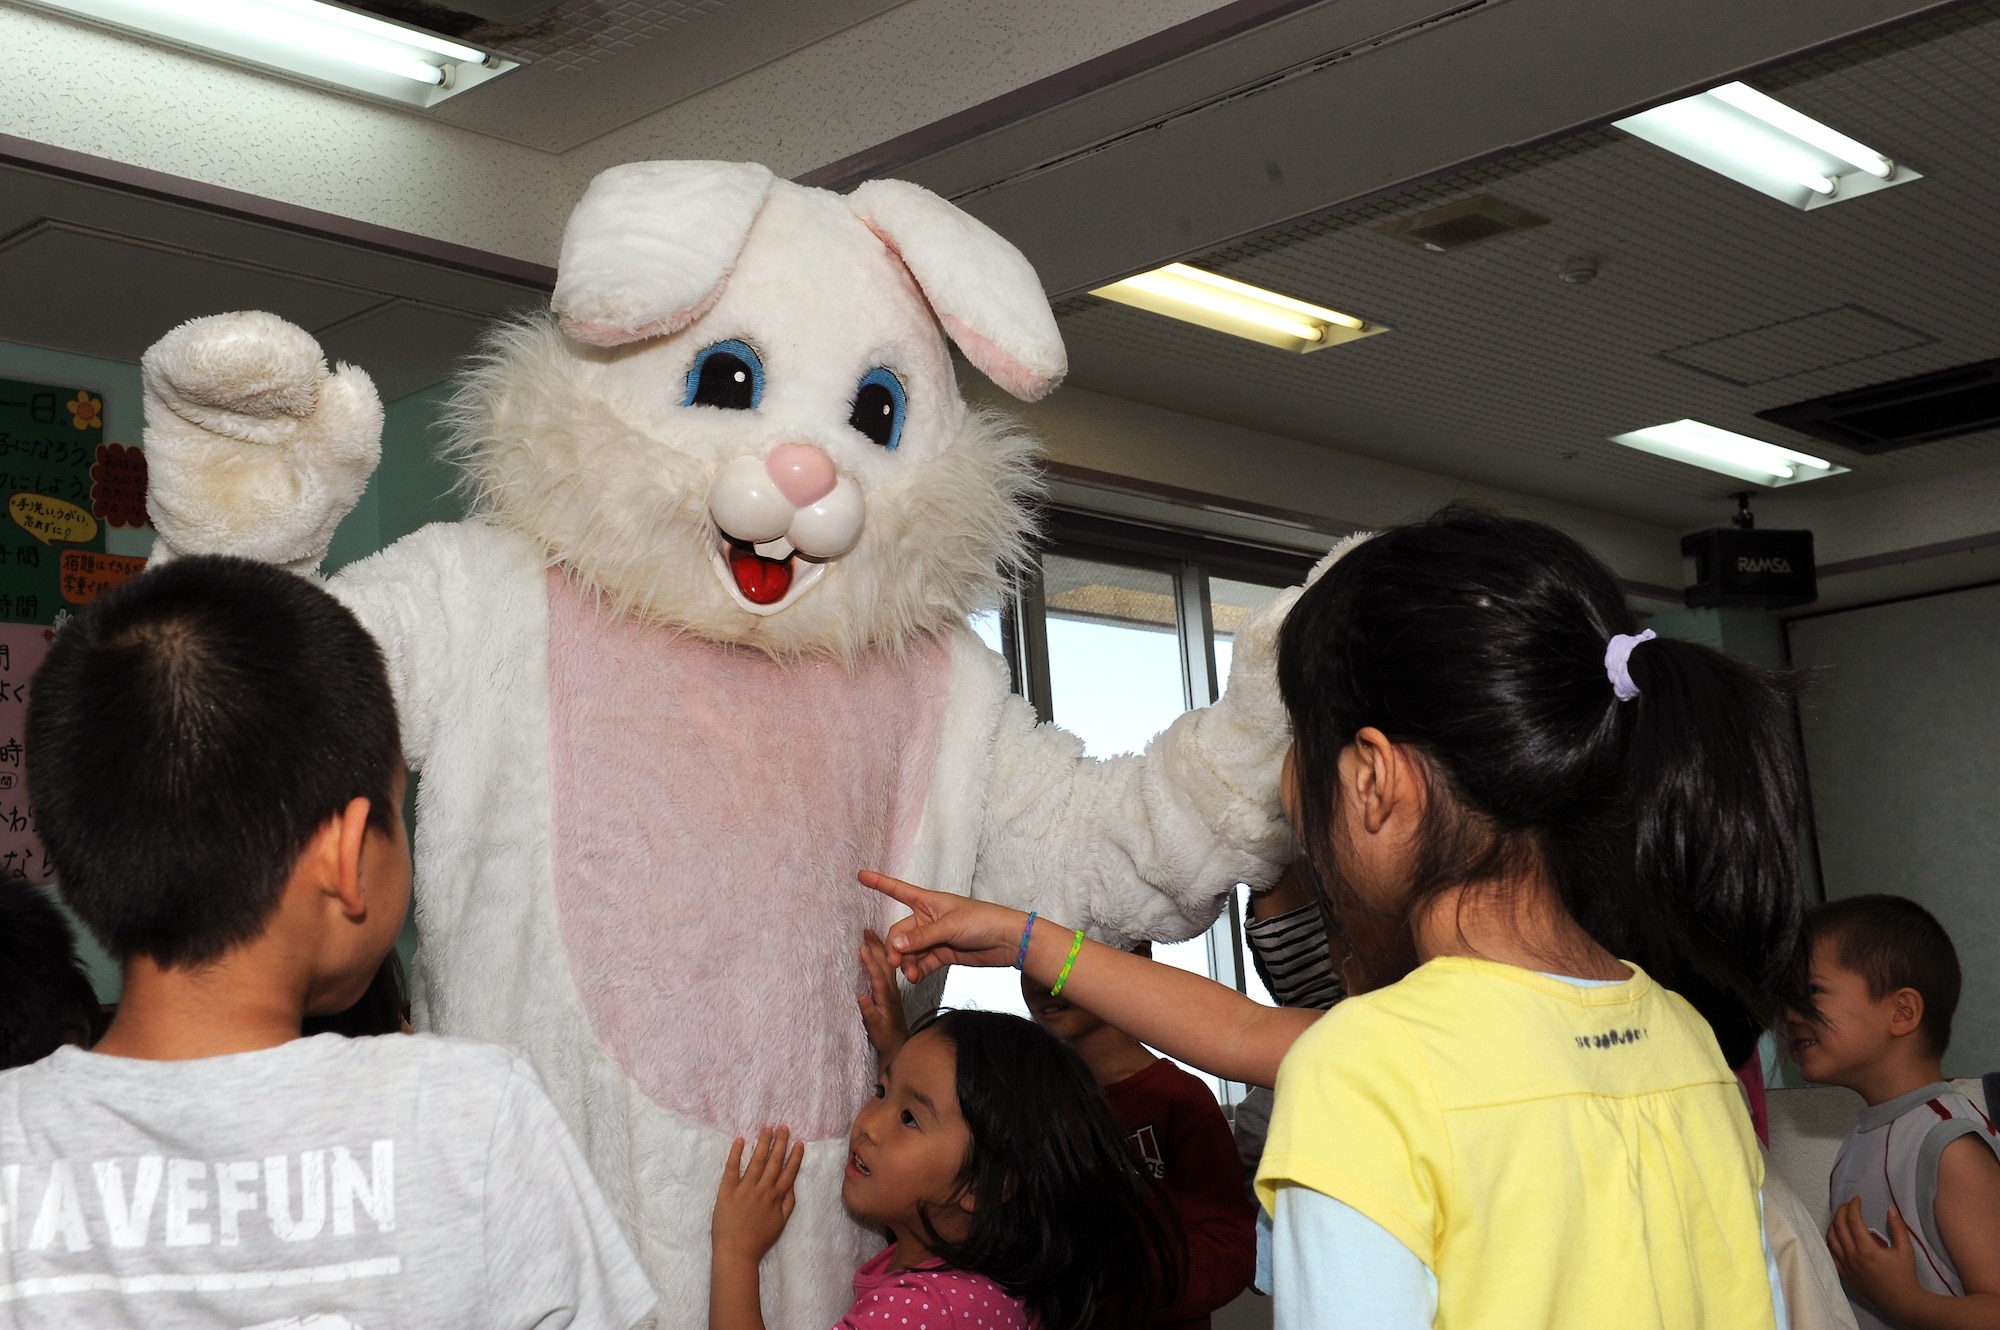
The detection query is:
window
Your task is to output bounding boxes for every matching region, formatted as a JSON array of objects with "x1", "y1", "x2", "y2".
[{"x1": 944, "y1": 514, "x2": 1321, "y2": 1104}]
